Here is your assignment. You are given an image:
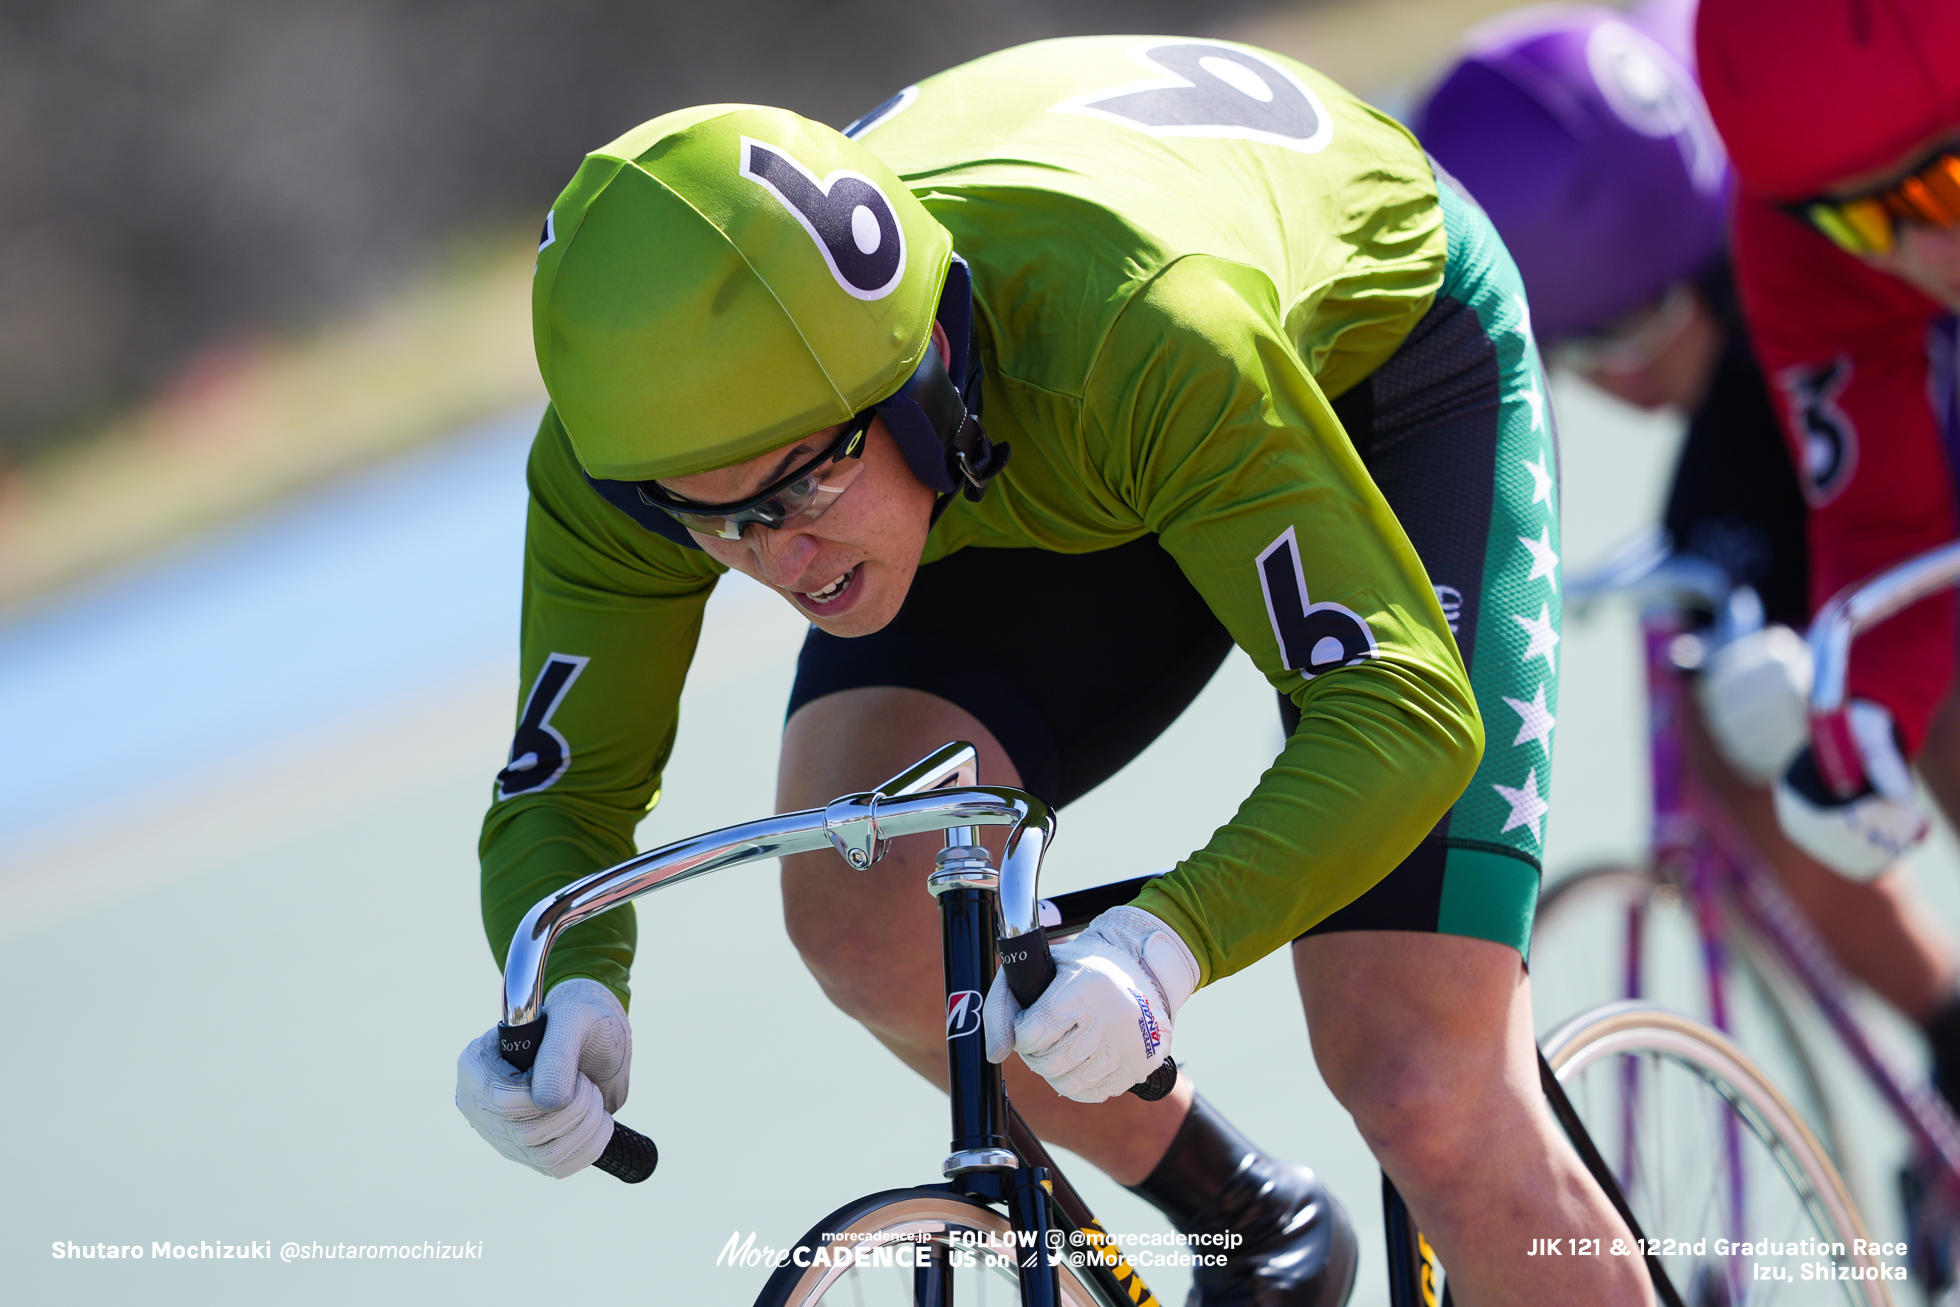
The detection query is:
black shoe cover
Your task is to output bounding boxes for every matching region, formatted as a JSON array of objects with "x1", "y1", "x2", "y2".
[{"x1": 1126, "y1": 1094, "x2": 1358, "y2": 1307}]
